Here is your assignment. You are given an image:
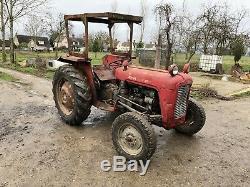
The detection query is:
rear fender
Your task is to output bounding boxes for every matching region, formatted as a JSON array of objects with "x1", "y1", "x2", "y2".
[
  {"x1": 58, "y1": 57, "x2": 97, "y2": 104},
  {"x1": 58, "y1": 54, "x2": 97, "y2": 105},
  {"x1": 74, "y1": 63, "x2": 97, "y2": 105}
]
